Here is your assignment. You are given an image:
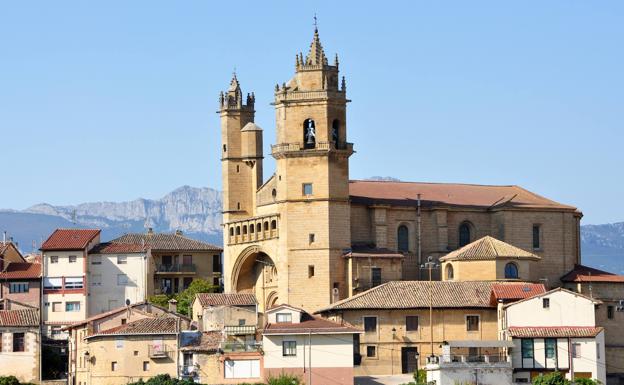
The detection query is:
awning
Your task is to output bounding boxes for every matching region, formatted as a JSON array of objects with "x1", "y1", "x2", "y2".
[{"x1": 446, "y1": 340, "x2": 516, "y2": 348}]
